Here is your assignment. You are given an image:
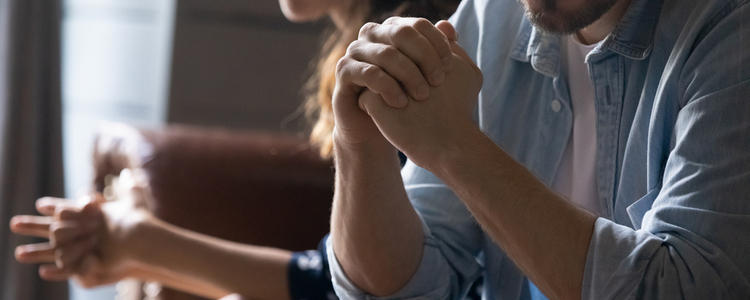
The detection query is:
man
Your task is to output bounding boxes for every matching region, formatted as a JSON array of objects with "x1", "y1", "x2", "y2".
[{"x1": 327, "y1": 0, "x2": 750, "y2": 298}]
